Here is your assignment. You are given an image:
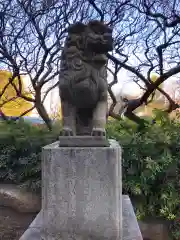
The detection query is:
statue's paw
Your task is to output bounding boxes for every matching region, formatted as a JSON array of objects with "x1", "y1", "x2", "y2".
[
  {"x1": 91, "y1": 127, "x2": 106, "y2": 137},
  {"x1": 60, "y1": 127, "x2": 74, "y2": 136}
]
